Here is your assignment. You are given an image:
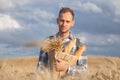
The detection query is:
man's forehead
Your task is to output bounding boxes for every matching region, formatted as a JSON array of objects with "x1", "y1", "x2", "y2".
[{"x1": 59, "y1": 12, "x2": 73, "y2": 21}]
